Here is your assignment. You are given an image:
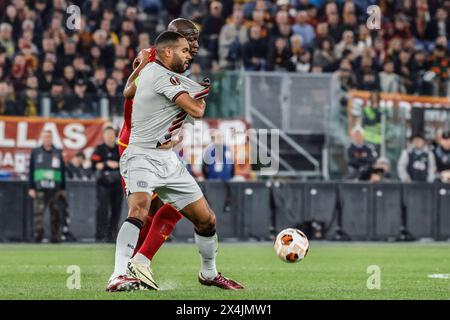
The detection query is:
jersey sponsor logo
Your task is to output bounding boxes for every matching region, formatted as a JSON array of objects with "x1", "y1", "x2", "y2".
[{"x1": 170, "y1": 76, "x2": 181, "y2": 86}]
